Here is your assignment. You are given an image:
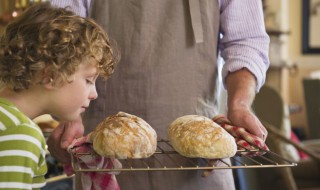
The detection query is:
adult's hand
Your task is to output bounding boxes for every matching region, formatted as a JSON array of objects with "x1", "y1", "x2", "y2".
[
  {"x1": 47, "y1": 117, "x2": 84, "y2": 164},
  {"x1": 227, "y1": 105, "x2": 267, "y2": 142},
  {"x1": 225, "y1": 68, "x2": 268, "y2": 141}
]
